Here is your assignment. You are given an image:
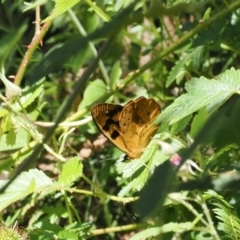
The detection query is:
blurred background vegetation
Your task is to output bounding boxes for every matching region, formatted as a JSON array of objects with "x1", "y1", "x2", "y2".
[{"x1": 1, "y1": 0, "x2": 240, "y2": 239}]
